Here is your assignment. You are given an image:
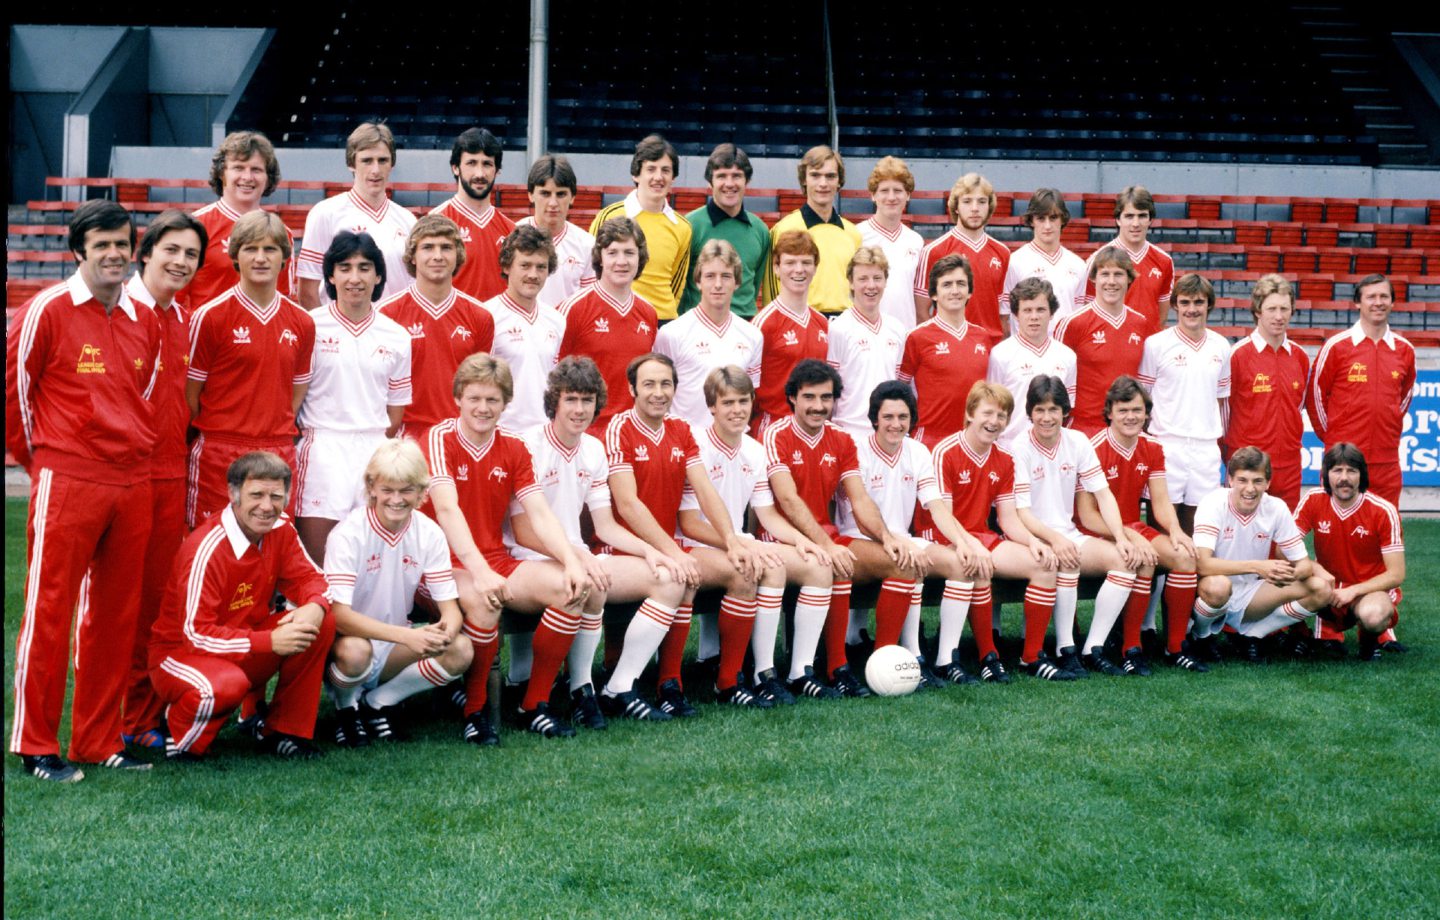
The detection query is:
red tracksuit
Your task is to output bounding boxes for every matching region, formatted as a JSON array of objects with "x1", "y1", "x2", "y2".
[
  {"x1": 5, "y1": 274, "x2": 161, "y2": 762},
  {"x1": 148, "y1": 508, "x2": 334, "y2": 754},
  {"x1": 1308, "y1": 324, "x2": 1416, "y2": 506}
]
